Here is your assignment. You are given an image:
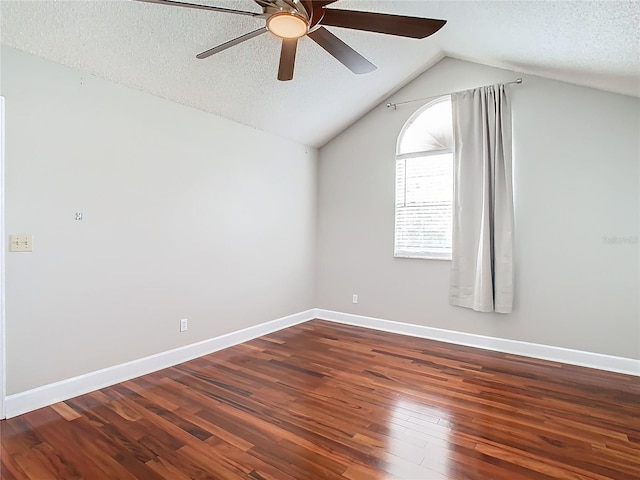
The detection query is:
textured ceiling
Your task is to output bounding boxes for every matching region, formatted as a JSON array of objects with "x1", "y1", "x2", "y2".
[{"x1": 2, "y1": 0, "x2": 639, "y2": 147}]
